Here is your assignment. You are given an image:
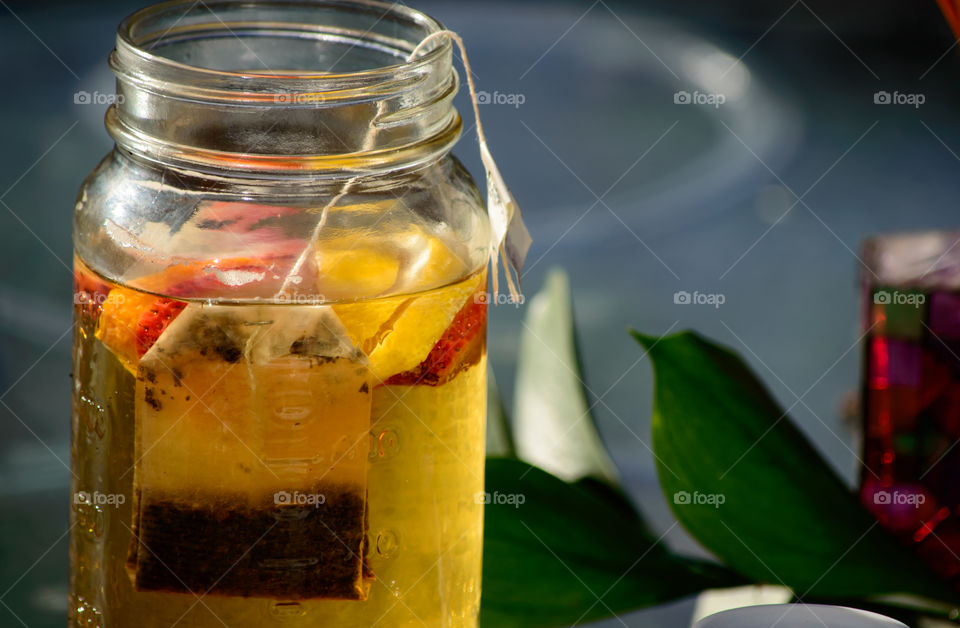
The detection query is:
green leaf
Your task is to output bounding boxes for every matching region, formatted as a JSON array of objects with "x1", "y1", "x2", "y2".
[
  {"x1": 486, "y1": 369, "x2": 515, "y2": 457},
  {"x1": 513, "y1": 268, "x2": 619, "y2": 485},
  {"x1": 480, "y1": 458, "x2": 744, "y2": 627},
  {"x1": 634, "y1": 330, "x2": 957, "y2": 602}
]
